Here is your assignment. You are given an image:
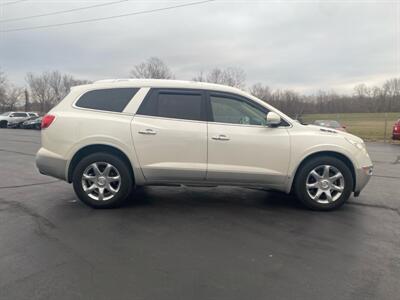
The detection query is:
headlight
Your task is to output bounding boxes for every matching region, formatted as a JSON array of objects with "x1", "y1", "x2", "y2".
[{"x1": 345, "y1": 137, "x2": 366, "y2": 151}]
